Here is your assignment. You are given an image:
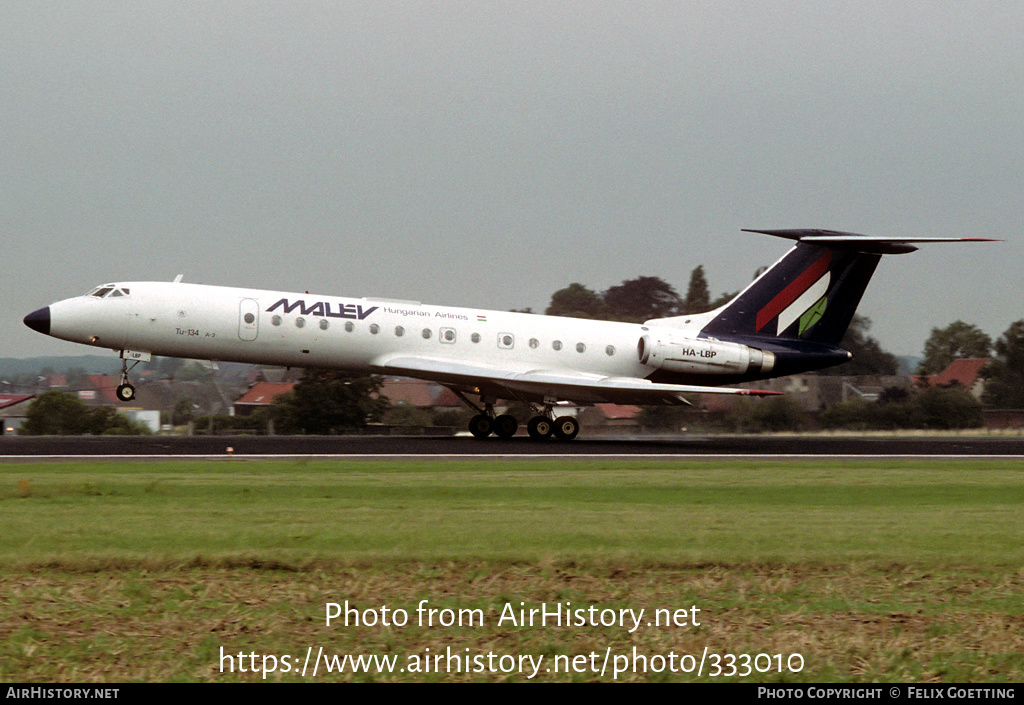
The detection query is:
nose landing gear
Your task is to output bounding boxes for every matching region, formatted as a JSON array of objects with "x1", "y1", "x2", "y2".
[{"x1": 116, "y1": 356, "x2": 140, "y2": 402}]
